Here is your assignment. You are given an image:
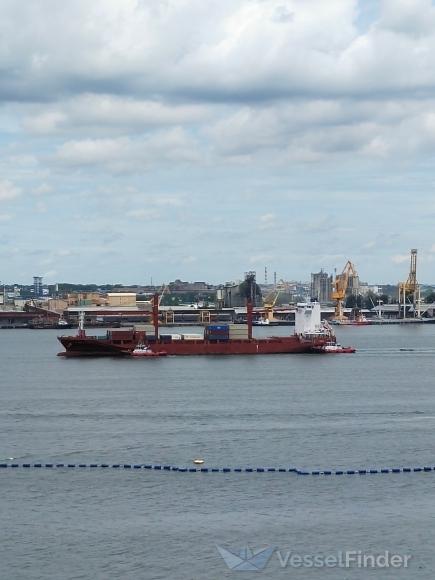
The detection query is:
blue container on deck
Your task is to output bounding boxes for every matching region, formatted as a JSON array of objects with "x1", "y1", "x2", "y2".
[
  {"x1": 205, "y1": 324, "x2": 229, "y2": 341},
  {"x1": 160, "y1": 335, "x2": 173, "y2": 343}
]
